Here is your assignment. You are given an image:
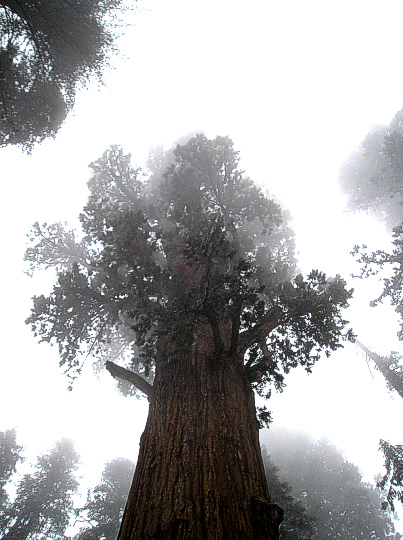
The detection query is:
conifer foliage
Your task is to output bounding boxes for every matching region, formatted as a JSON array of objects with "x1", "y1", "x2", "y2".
[{"x1": 265, "y1": 430, "x2": 400, "y2": 540}]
